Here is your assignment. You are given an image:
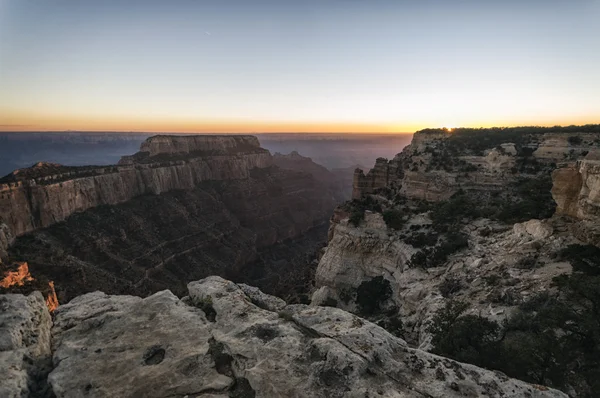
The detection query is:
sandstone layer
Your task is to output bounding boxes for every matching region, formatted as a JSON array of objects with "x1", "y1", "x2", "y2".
[{"x1": 2, "y1": 277, "x2": 566, "y2": 397}]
